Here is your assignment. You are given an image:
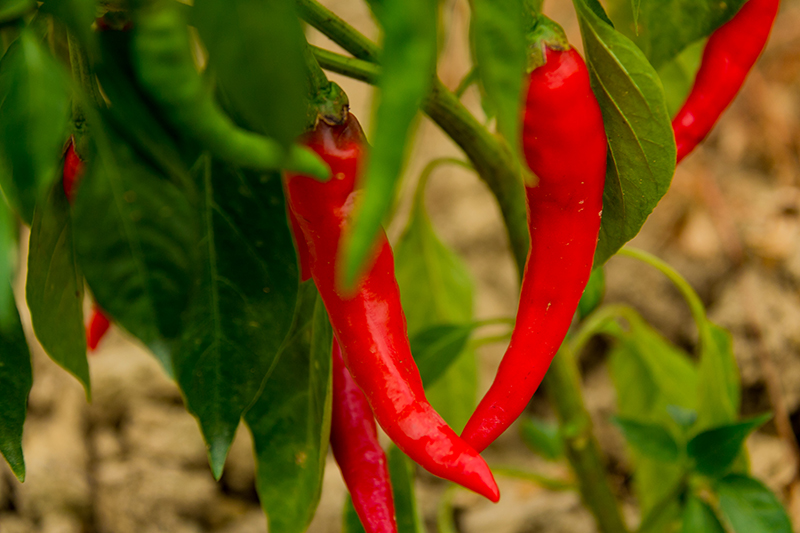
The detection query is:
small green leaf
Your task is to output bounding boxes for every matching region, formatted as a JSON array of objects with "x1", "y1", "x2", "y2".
[
  {"x1": 577, "y1": 267, "x2": 605, "y2": 320},
  {"x1": 410, "y1": 323, "x2": 475, "y2": 388},
  {"x1": 0, "y1": 291, "x2": 31, "y2": 482},
  {"x1": 26, "y1": 179, "x2": 89, "y2": 398},
  {"x1": 611, "y1": 417, "x2": 680, "y2": 463},
  {"x1": 395, "y1": 181, "x2": 477, "y2": 432},
  {"x1": 630, "y1": 0, "x2": 641, "y2": 29},
  {"x1": 192, "y1": 0, "x2": 308, "y2": 147},
  {"x1": 469, "y1": 0, "x2": 526, "y2": 160},
  {"x1": 245, "y1": 282, "x2": 333, "y2": 533},
  {"x1": 343, "y1": 0, "x2": 438, "y2": 285},
  {"x1": 681, "y1": 494, "x2": 725, "y2": 533},
  {"x1": 388, "y1": 446, "x2": 426, "y2": 533},
  {"x1": 696, "y1": 322, "x2": 740, "y2": 430},
  {"x1": 666, "y1": 405, "x2": 697, "y2": 429},
  {"x1": 572, "y1": 0, "x2": 676, "y2": 265},
  {"x1": 0, "y1": 29, "x2": 70, "y2": 224},
  {"x1": 687, "y1": 414, "x2": 771, "y2": 478},
  {"x1": 717, "y1": 474, "x2": 792, "y2": 533},
  {"x1": 72, "y1": 129, "x2": 197, "y2": 373},
  {"x1": 519, "y1": 417, "x2": 563, "y2": 460},
  {"x1": 173, "y1": 157, "x2": 298, "y2": 478}
]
